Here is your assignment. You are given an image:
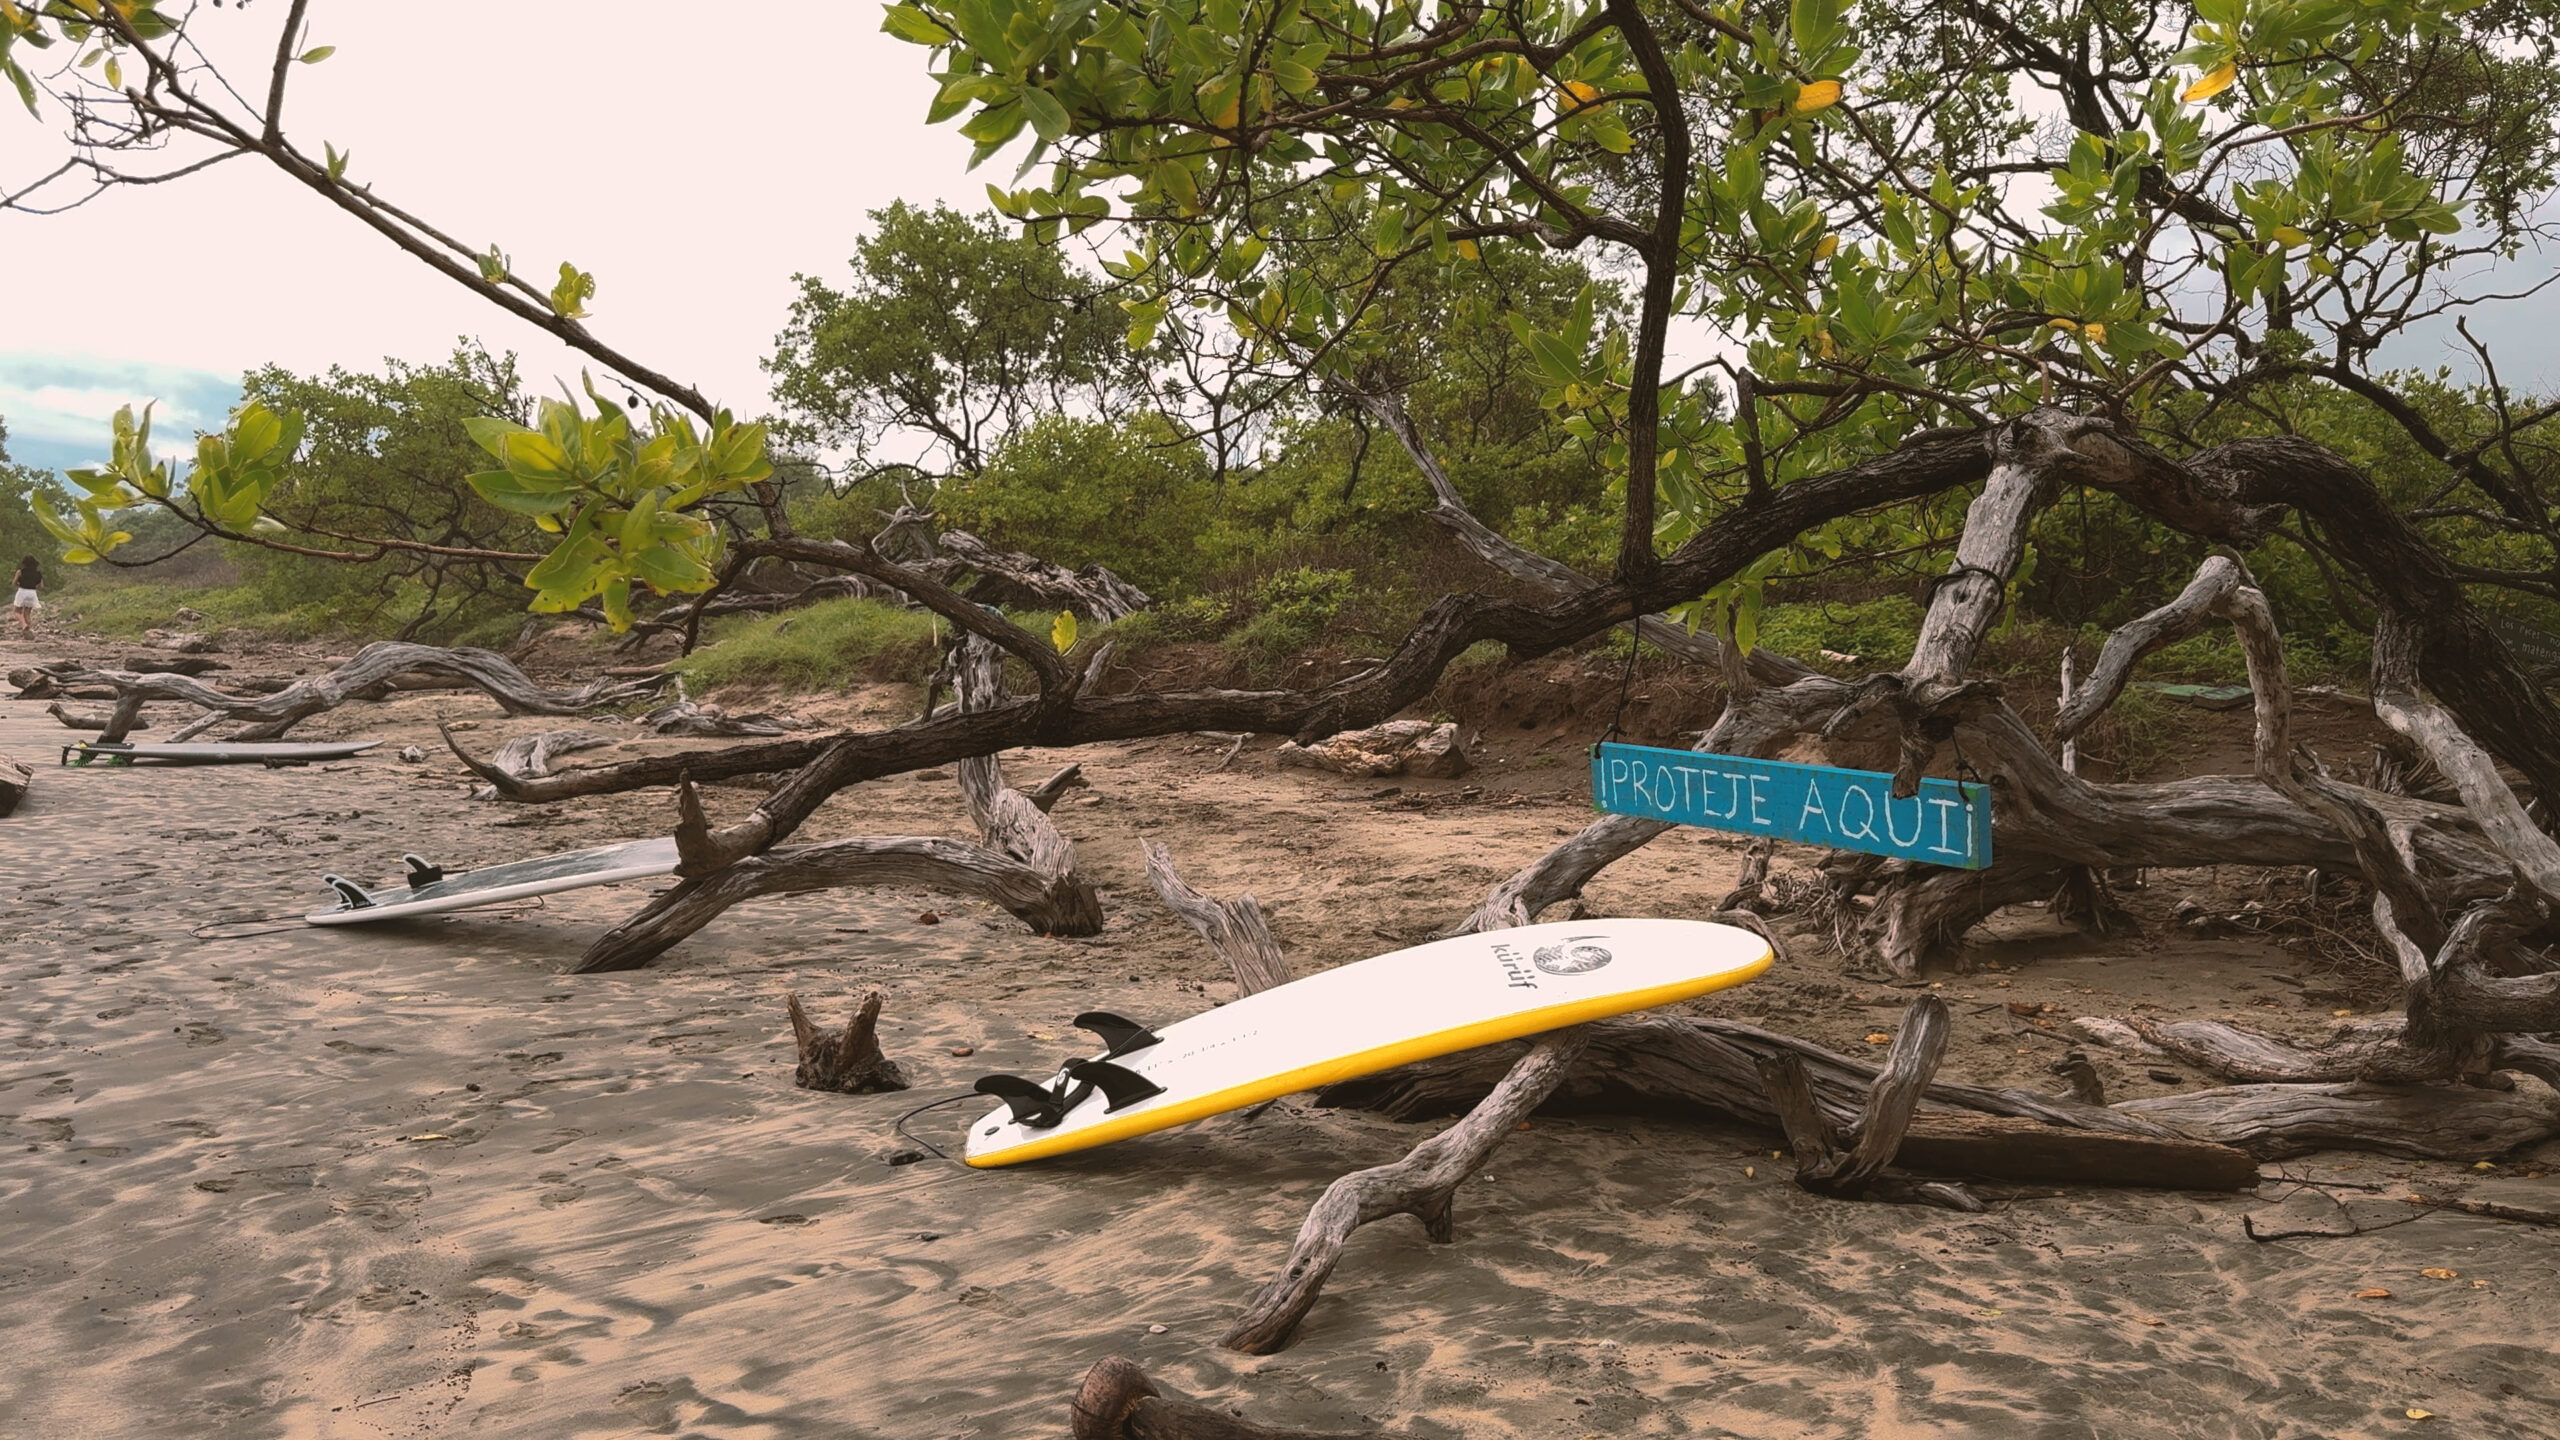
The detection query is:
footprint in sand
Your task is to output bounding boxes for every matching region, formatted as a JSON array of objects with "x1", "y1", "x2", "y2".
[{"x1": 177, "y1": 1022, "x2": 224, "y2": 1047}]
